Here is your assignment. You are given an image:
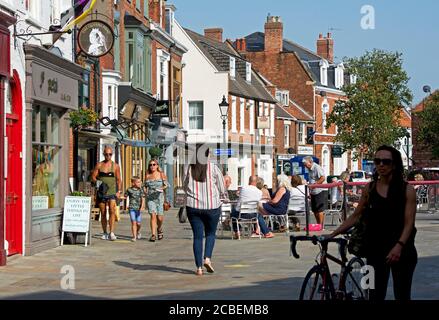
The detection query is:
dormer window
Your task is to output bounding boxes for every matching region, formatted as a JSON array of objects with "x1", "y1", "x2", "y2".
[
  {"x1": 230, "y1": 57, "x2": 236, "y2": 78},
  {"x1": 320, "y1": 59, "x2": 329, "y2": 86},
  {"x1": 275, "y1": 90, "x2": 289, "y2": 106},
  {"x1": 246, "y1": 62, "x2": 252, "y2": 82},
  {"x1": 335, "y1": 63, "x2": 344, "y2": 89}
]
